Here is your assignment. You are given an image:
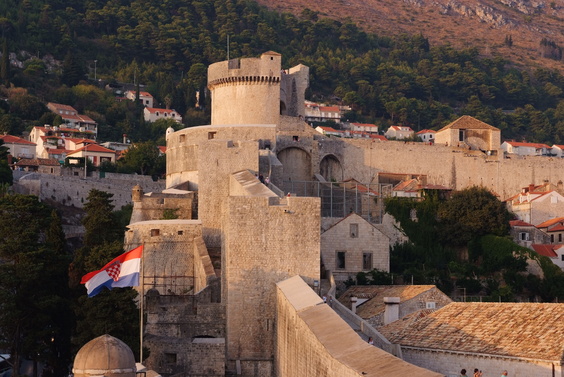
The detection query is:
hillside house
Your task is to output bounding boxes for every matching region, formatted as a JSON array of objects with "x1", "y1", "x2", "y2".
[
  {"x1": 392, "y1": 178, "x2": 451, "y2": 199},
  {"x1": 505, "y1": 183, "x2": 564, "y2": 225},
  {"x1": 531, "y1": 244, "x2": 564, "y2": 270},
  {"x1": 509, "y1": 219, "x2": 549, "y2": 248},
  {"x1": 320, "y1": 213, "x2": 389, "y2": 285},
  {"x1": 15, "y1": 158, "x2": 61, "y2": 174},
  {"x1": 351, "y1": 122, "x2": 378, "y2": 134},
  {"x1": 0, "y1": 134, "x2": 36, "y2": 160},
  {"x1": 551, "y1": 144, "x2": 564, "y2": 157},
  {"x1": 47, "y1": 103, "x2": 98, "y2": 139},
  {"x1": 434, "y1": 115, "x2": 500, "y2": 152},
  {"x1": 338, "y1": 285, "x2": 452, "y2": 328},
  {"x1": 378, "y1": 303, "x2": 564, "y2": 377},
  {"x1": 125, "y1": 90, "x2": 154, "y2": 107},
  {"x1": 304, "y1": 102, "x2": 341, "y2": 123},
  {"x1": 501, "y1": 141, "x2": 551, "y2": 157},
  {"x1": 30, "y1": 125, "x2": 97, "y2": 159},
  {"x1": 416, "y1": 129, "x2": 436, "y2": 143},
  {"x1": 315, "y1": 126, "x2": 342, "y2": 137},
  {"x1": 536, "y1": 217, "x2": 564, "y2": 244},
  {"x1": 66, "y1": 144, "x2": 117, "y2": 167},
  {"x1": 384, "y1": 125, "x2": 414, "y2": 140},
  {"x1": 143, "y1": 107, "x2": 182, "y2": 123}
]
